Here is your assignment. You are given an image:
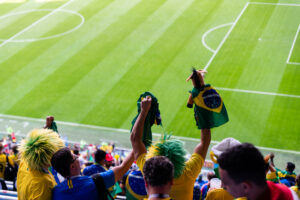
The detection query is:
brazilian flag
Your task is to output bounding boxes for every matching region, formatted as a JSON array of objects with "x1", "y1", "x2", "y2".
[
  {"x1": 191, "y1": 84, "x2": 228, "y2": 129},
  {"x1": 131, "y1": 92, "x2": 162, "y2": 148}
]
